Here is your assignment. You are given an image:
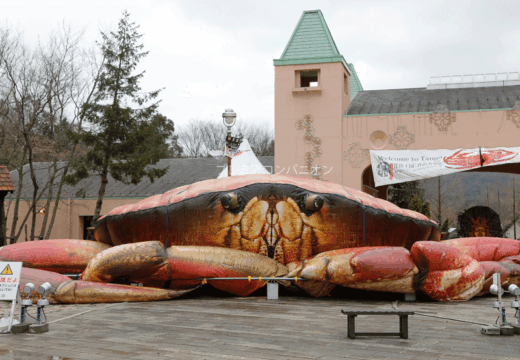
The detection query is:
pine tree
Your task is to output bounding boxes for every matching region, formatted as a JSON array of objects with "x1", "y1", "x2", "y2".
[
  {"x1": 408, "y1": 195, "x2": 431, "y2": 218},
  {"x1": 388, "y1": 181, "x2": 426, "y2": 209},
  {"x1": 65, "y1": 11, "x2": 174, "y2": 221}
]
